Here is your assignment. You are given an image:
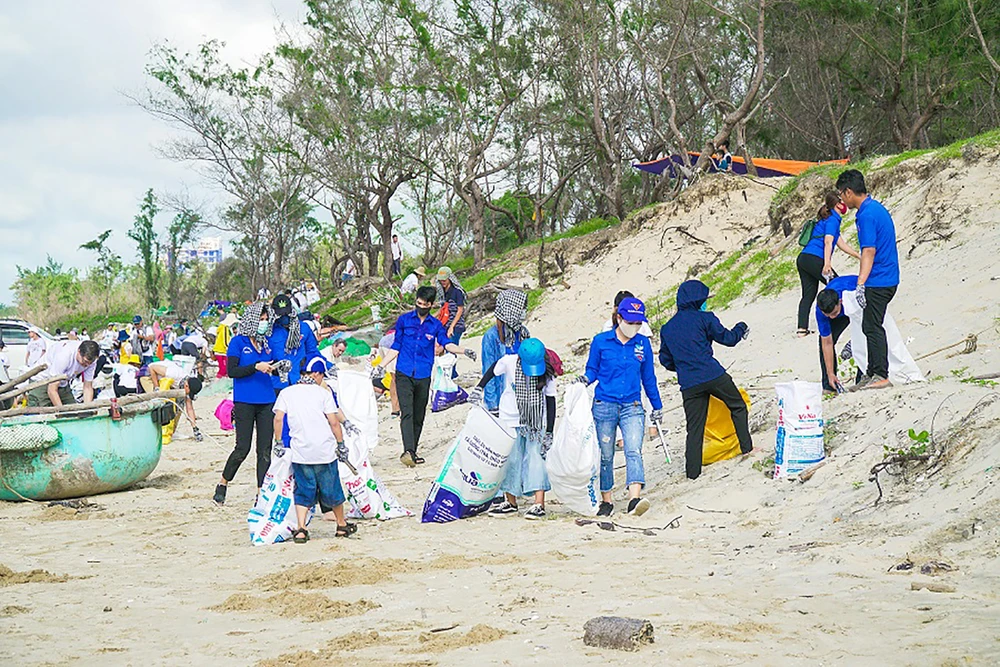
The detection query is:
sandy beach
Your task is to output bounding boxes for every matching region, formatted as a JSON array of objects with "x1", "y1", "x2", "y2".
[{"x1": 3, "y1": 154, "x2": 1000, "y2": 666}]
